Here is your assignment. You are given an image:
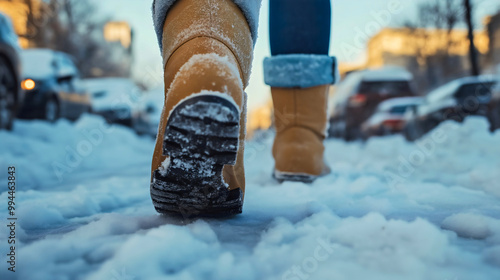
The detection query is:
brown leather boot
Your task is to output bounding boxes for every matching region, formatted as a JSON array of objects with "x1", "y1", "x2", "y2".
[
  {"x1": 264, "y1": 54, "x2": 337, "y2": 183},
  {"x1": 150, "y1": 0, "x2": 255, "y2": 217}
]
